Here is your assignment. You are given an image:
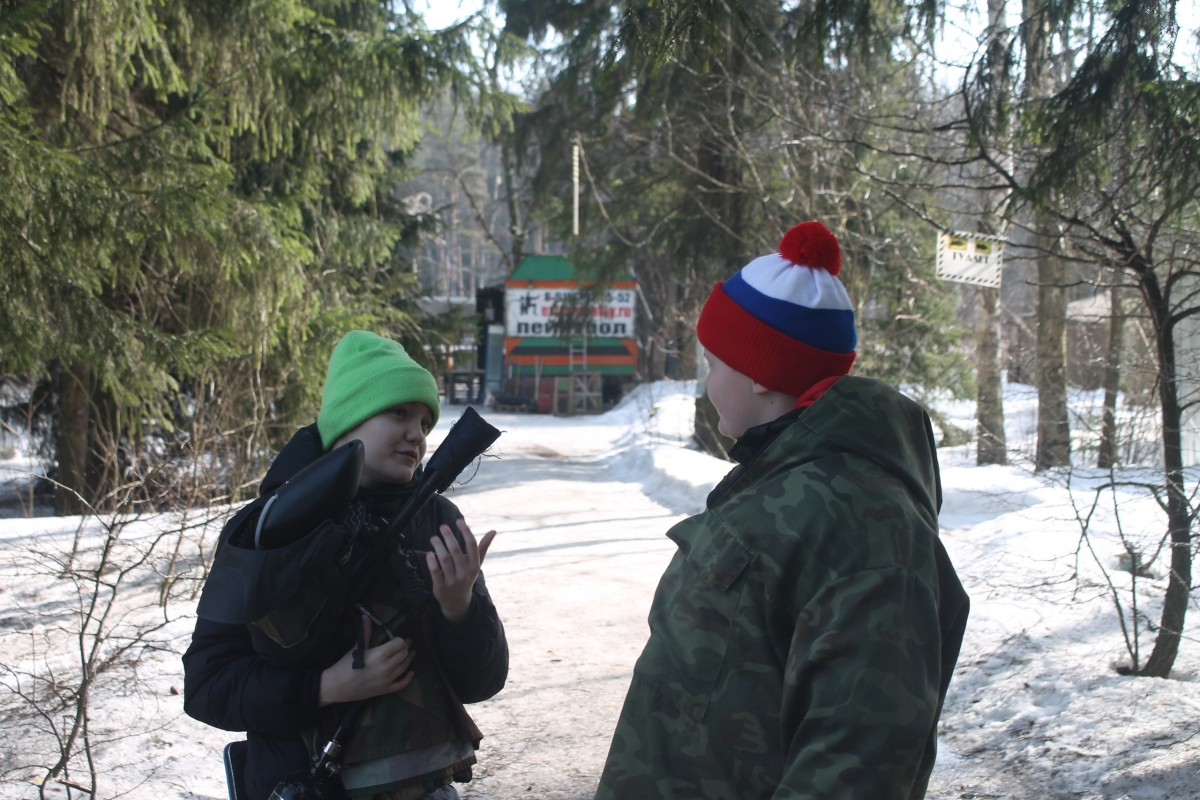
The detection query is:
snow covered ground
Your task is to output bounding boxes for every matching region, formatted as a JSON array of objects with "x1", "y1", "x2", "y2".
[{"x1": 1, "y1": 381, "x2": 1197, "y2": 800}]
